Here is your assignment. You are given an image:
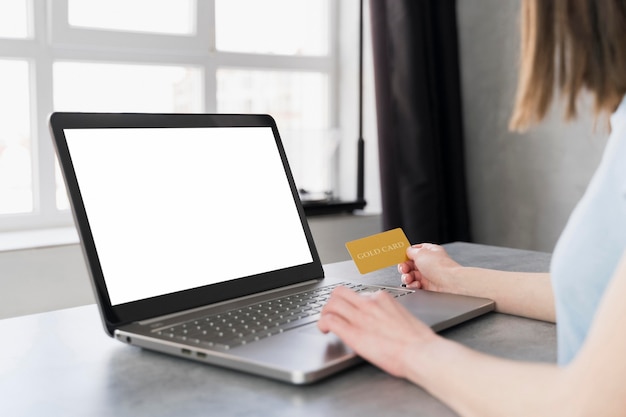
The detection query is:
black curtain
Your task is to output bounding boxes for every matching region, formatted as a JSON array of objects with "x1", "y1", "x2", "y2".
[{"x1": 369, "y1": 0, "x2": 471, "y2": 244}]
